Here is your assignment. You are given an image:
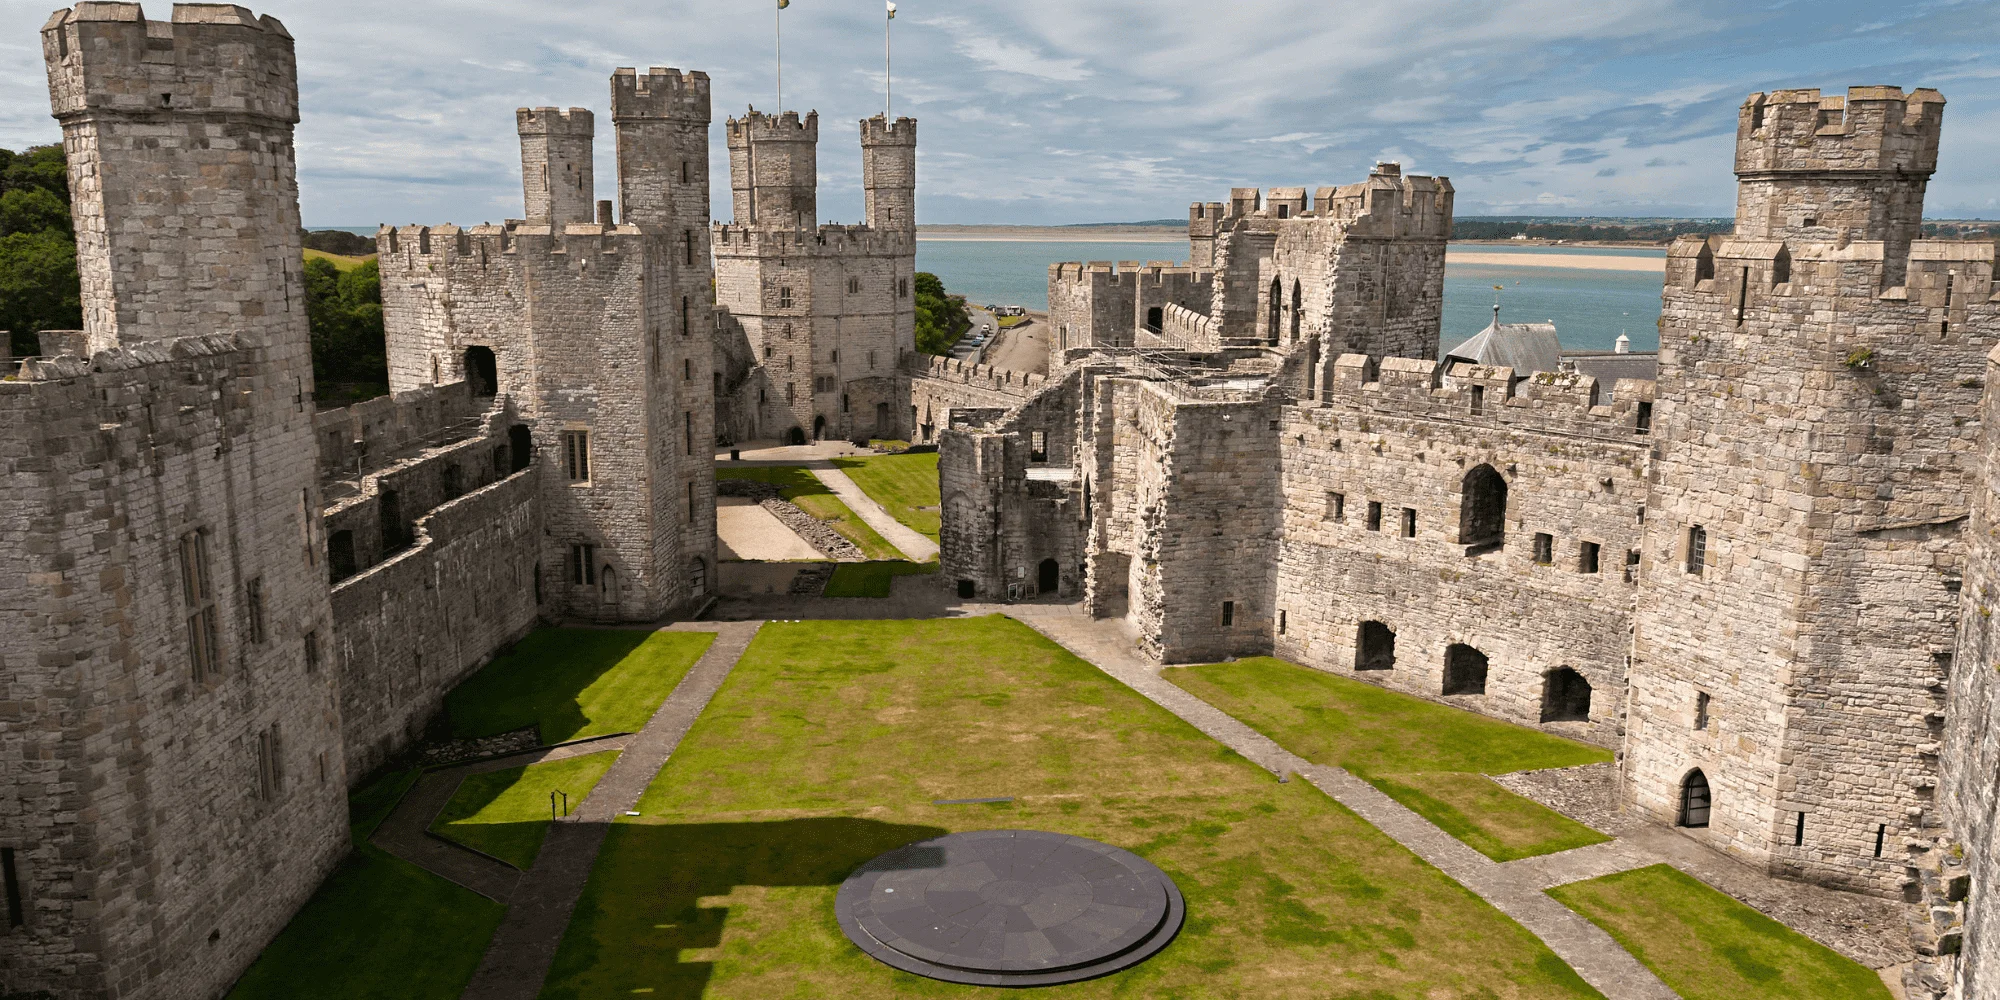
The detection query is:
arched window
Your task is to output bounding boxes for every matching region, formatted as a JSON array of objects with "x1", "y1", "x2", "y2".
[
  {"x1": 1443, "y1": 643, "x2": 1487, "y2": 695},
  {"x1": 1541, "y1": 667, "x2": 1591, "y2": 722},
  {"x1": 1679, "y1": 770, "x2": 1711, "y2": 828},
  {"x1": 1458, "y1": 464, "x2": 1507, "y2": 549},
  {"x1": 1290, "y1": 280, "x2": 1302, "y2": 342},
  {"x1": 1267, "y1": 277, "x2": 1282, "y2": 346},
  {"x1": 1355, "y1": 621, "x2": 1395, "y2": 671}
]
